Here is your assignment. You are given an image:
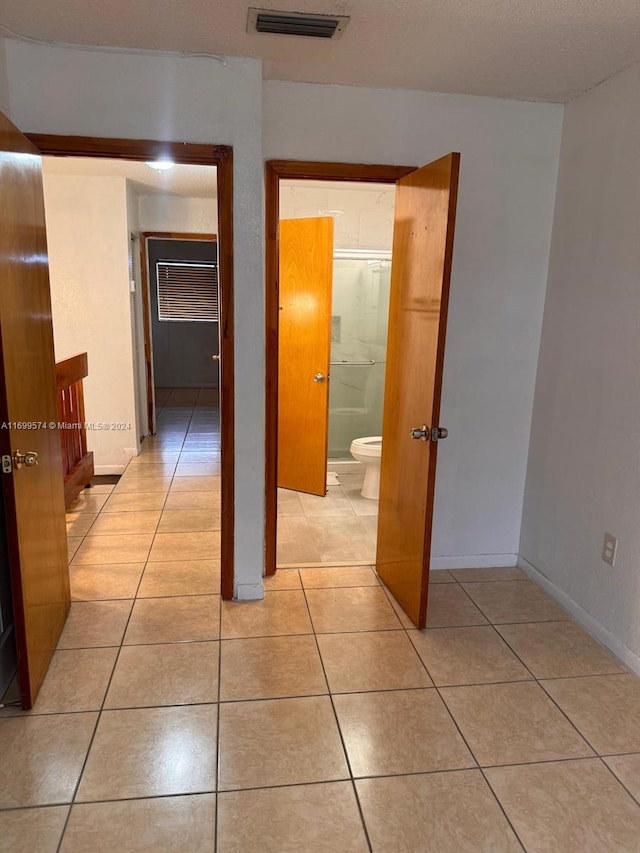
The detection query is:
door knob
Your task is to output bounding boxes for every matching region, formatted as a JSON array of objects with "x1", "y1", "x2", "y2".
[
  {"x1": 12, "y1": 450, "x2": 38, "y2": 469},
  {"x1": 313, "y1": 372, "x2": 326, "y2": 383},
  {"x1": 211, "y1": 354, "x2": 220, "y2": 362},
  {"x1": 410, "y1": 425, "x2": 429, "y2": 441}
]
